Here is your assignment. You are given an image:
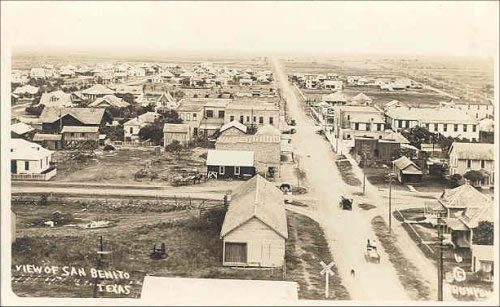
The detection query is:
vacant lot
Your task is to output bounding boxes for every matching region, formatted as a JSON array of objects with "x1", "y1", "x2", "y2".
[
  {"x1": 11, "y1": 196, "x2": 348, "y2": 300},
  {"x1": 52, "y1": 147, "x2": 211, "y2": 186}
]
